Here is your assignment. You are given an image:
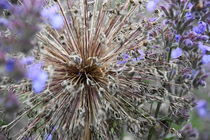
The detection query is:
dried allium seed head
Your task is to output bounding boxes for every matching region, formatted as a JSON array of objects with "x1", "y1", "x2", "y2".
[{"x1": 2, "y1": 0, "x2": 167, "y2": 140}]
